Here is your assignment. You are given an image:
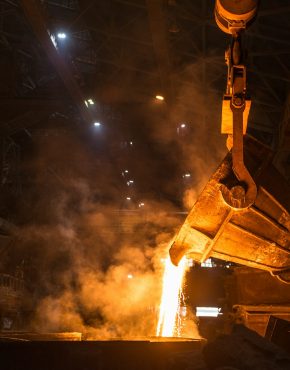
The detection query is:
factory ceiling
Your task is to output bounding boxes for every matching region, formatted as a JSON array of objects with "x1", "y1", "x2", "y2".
[
  {"x1": 0, "y1": 0, "x2": 289, "y2": 216},
  {"x1": 0, "y1": 0, "x2": 289, "y2": 139}
]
